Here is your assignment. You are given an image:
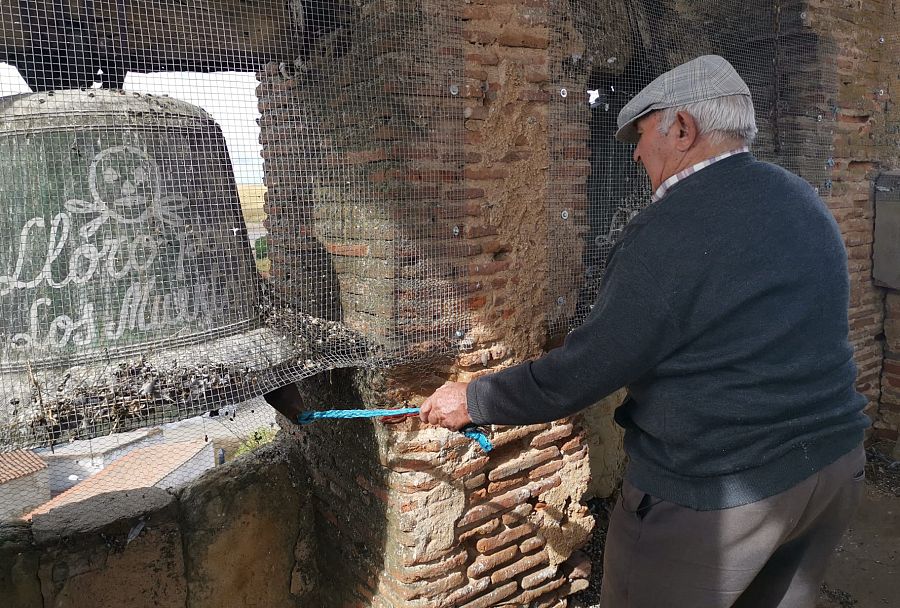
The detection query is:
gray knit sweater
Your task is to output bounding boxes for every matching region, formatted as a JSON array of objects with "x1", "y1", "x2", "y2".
[{"x1": 467, "y1": 153, "x2": 869, "y2": 510}]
